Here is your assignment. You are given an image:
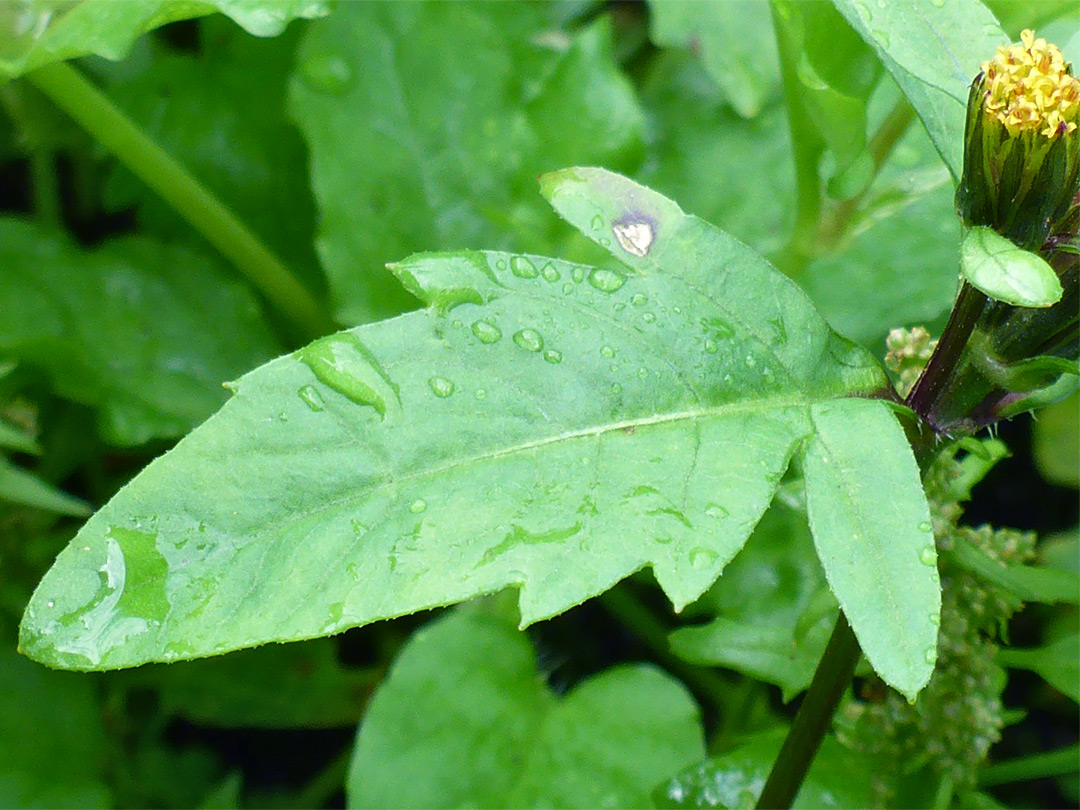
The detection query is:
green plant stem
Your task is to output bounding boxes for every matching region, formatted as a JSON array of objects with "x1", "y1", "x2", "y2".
[
  {"x1": 25, "y1": 61, "x2": 334, "y2": 340},
  {"x1": 906, "y1": 281, "x2": 989, "y2": 428},
  {"x1": 978, "y1": 744, "x2": 1080, "y2": 788},
  {"x1": 769, "y1": 2, "x2": 824, "y2": 277},
  {"x1": 599, "y1": 585, "x2": 734, "y2": 714},
  {"x1": 289, "y1": 747, "x2": 351, "y2": 809},
  {"x1": 821, "y1": 101, "x2": 916, "y2": 248},
  {"x1": 754, "y1": 611, "x2": 860, "y2": 810}
]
